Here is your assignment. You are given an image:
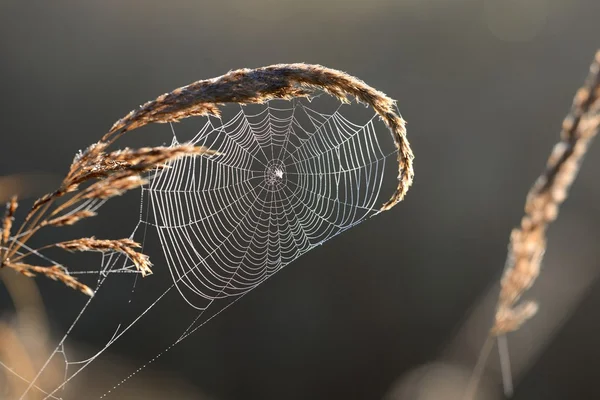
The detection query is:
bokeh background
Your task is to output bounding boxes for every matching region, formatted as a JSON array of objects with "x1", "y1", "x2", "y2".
[{"x1": 1, "y1": 1, "x2": 600, "y2": 399}]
